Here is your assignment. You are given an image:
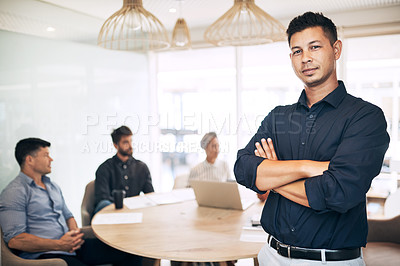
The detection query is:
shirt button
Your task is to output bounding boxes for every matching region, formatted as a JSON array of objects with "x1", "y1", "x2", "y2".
[
  {"x1": 123, "y1": 165, "x2": 127, "y2": 169},
  {"x1": 309, "y1": 114, "x2": 314, "y2": 119},
  {"x1": 125, "y1": 186, "x2": 129, "y2": 190},
  {"x1": 124, "y1": 175, "x2": 128, "y2": 180},
  {"x1": 301, "y1": 142, "x2": 305, "y2": 145},
  {"x1": 291, "y1": 227, "x2": 295, "y2": 232}
]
